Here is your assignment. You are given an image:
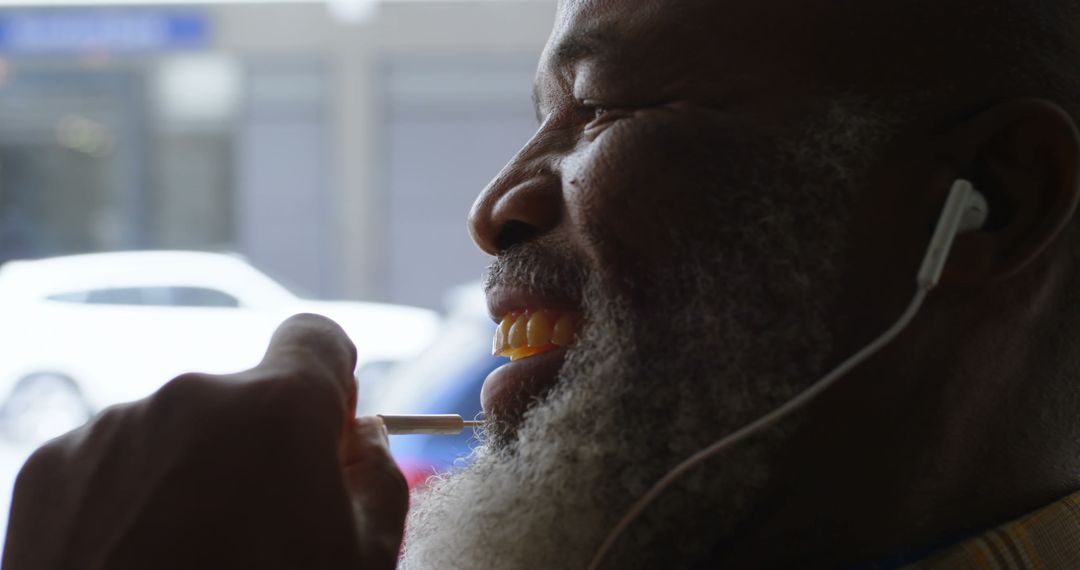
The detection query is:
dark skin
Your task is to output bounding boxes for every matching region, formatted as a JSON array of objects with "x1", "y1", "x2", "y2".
[
  {"x1": 471, "y1": 0, "x2": 1080, "y2": 567},
  {"x1": 3, "y1": 315, "x2": 409, "y2": 570},
  {"x1": 753, "y1": 101, "x2": 1080, "y2": 567},
  {"x1": 6, "y1": 1, "x2": 1080, "y2": 568}
]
